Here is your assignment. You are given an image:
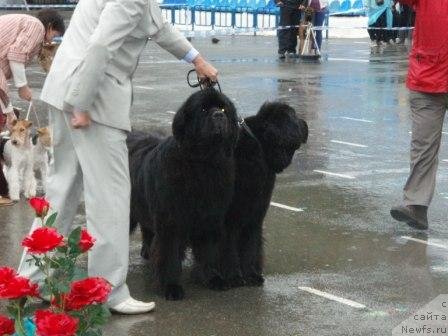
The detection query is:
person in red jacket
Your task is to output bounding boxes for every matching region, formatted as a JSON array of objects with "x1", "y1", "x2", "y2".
[{"x1": 390, "y1": 0, "x2": 448, "y2": 230}]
